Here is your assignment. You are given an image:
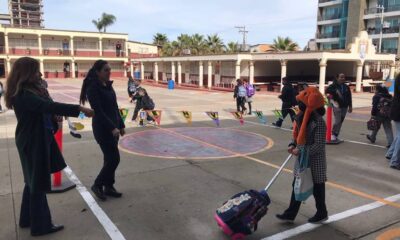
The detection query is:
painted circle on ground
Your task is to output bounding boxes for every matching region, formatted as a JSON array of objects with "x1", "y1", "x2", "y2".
[{"x1": 119, "y1": 127, "x2": 273, "y2": 160}]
